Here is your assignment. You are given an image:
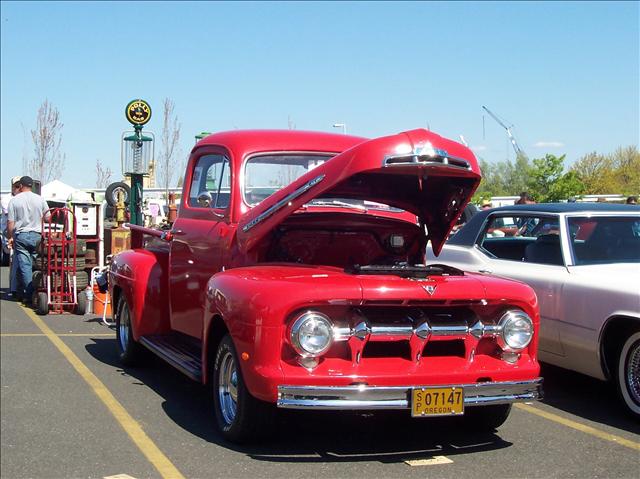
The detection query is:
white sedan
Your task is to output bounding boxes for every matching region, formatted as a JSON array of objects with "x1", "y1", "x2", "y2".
[{"x1": 438, "y1": 203, "x2": 640, "y2": 416}]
